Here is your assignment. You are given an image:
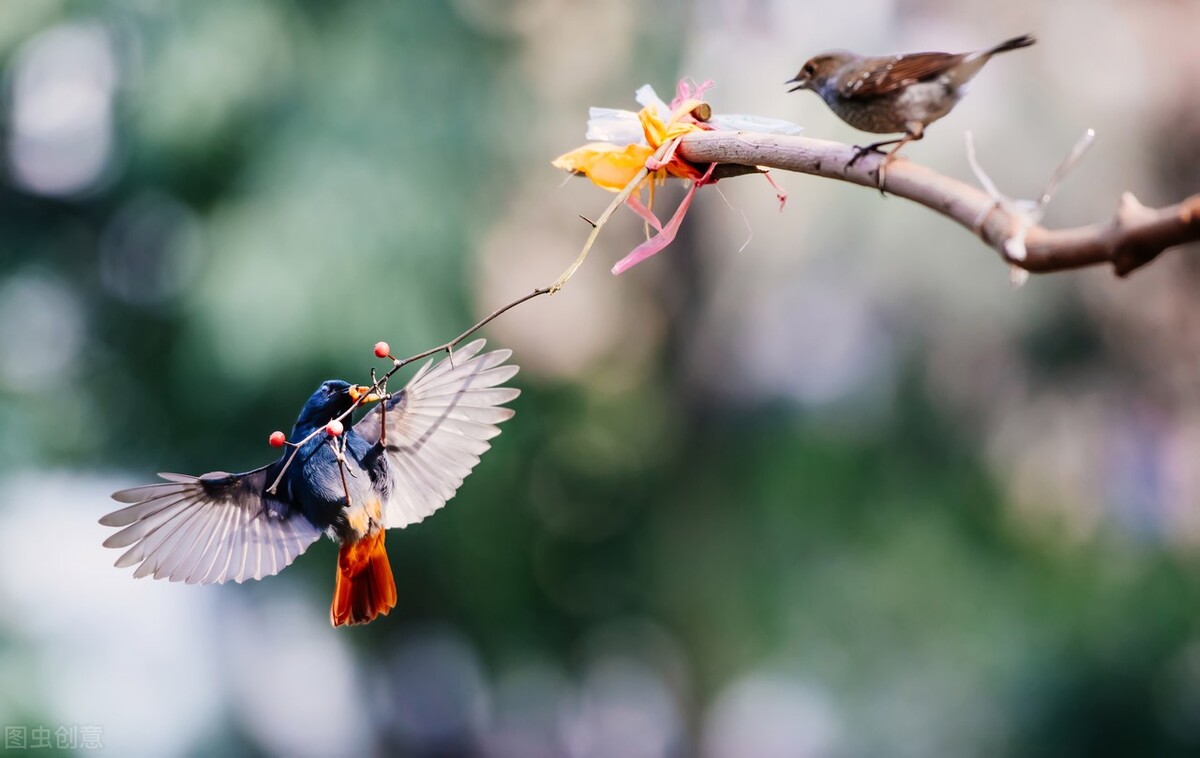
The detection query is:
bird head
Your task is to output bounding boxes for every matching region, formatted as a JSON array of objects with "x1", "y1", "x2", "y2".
[
  {"x1": 786, "y1": 52, "x2": 849, "y2": 95},
  {"x1": 291, "y1": 380, "x2": 380, "y2": 437}
]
